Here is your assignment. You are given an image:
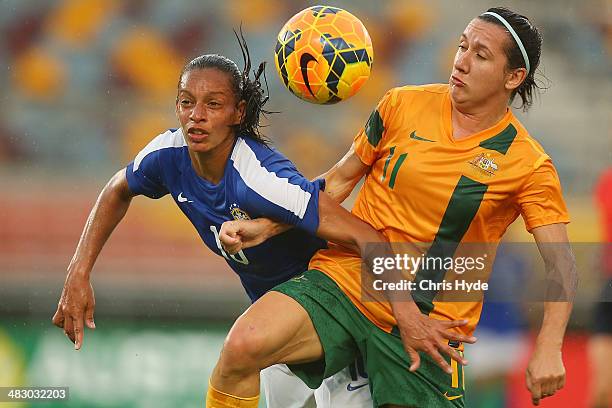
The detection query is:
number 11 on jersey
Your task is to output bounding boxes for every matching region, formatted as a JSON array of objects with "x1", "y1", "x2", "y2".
[{"x1": 210, "y1": 225, "x2": 250, "y2": 265}]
